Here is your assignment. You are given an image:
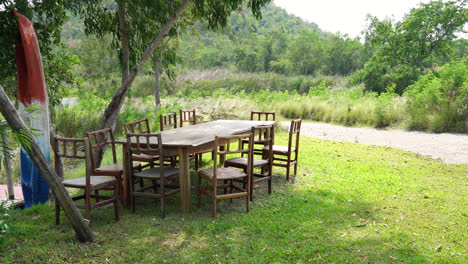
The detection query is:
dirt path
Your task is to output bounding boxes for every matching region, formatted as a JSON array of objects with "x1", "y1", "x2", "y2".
[{"x1": 282, "y1": 121, "x2": 468, "y2": 165}]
